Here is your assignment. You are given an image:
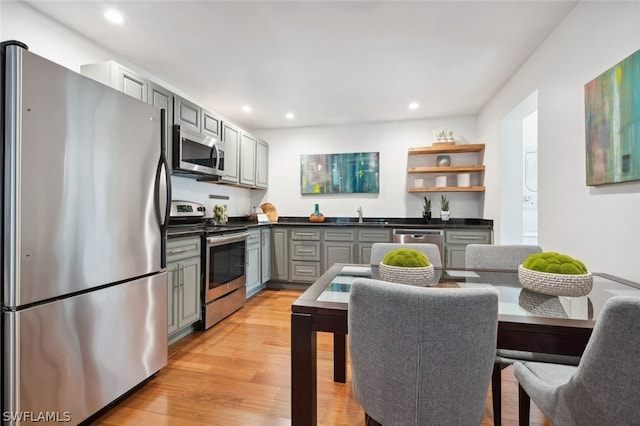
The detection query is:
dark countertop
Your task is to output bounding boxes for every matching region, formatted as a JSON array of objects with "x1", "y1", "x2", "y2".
[
  {"x1": 228, "y1": 216, "x2": 493, "y2": 230},
  {"x1": 168, "y1": 218, "x2": 493, "y2": 239}
]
